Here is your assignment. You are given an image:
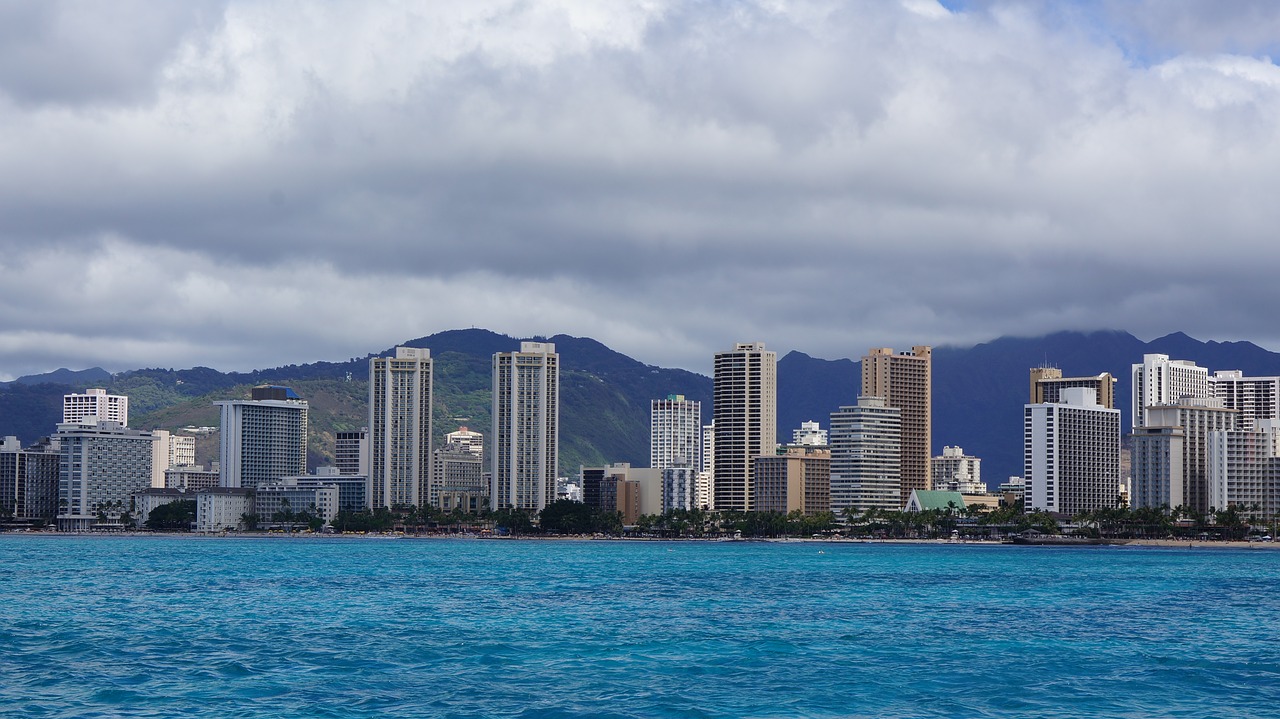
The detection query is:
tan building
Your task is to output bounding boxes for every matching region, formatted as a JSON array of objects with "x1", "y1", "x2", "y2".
[
  {"x1": 753, "y1": 447, "x2": 831, "y2": 515},
  {"x1": 714, "y1": 342, "x2": 777, "y2": 512},
  {"x1": 862, "y1": 346, "x2": 931, "y2": 505},
  {"x1": 1030, "y1": 367, "x2": 1117, "y2": 409}
]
